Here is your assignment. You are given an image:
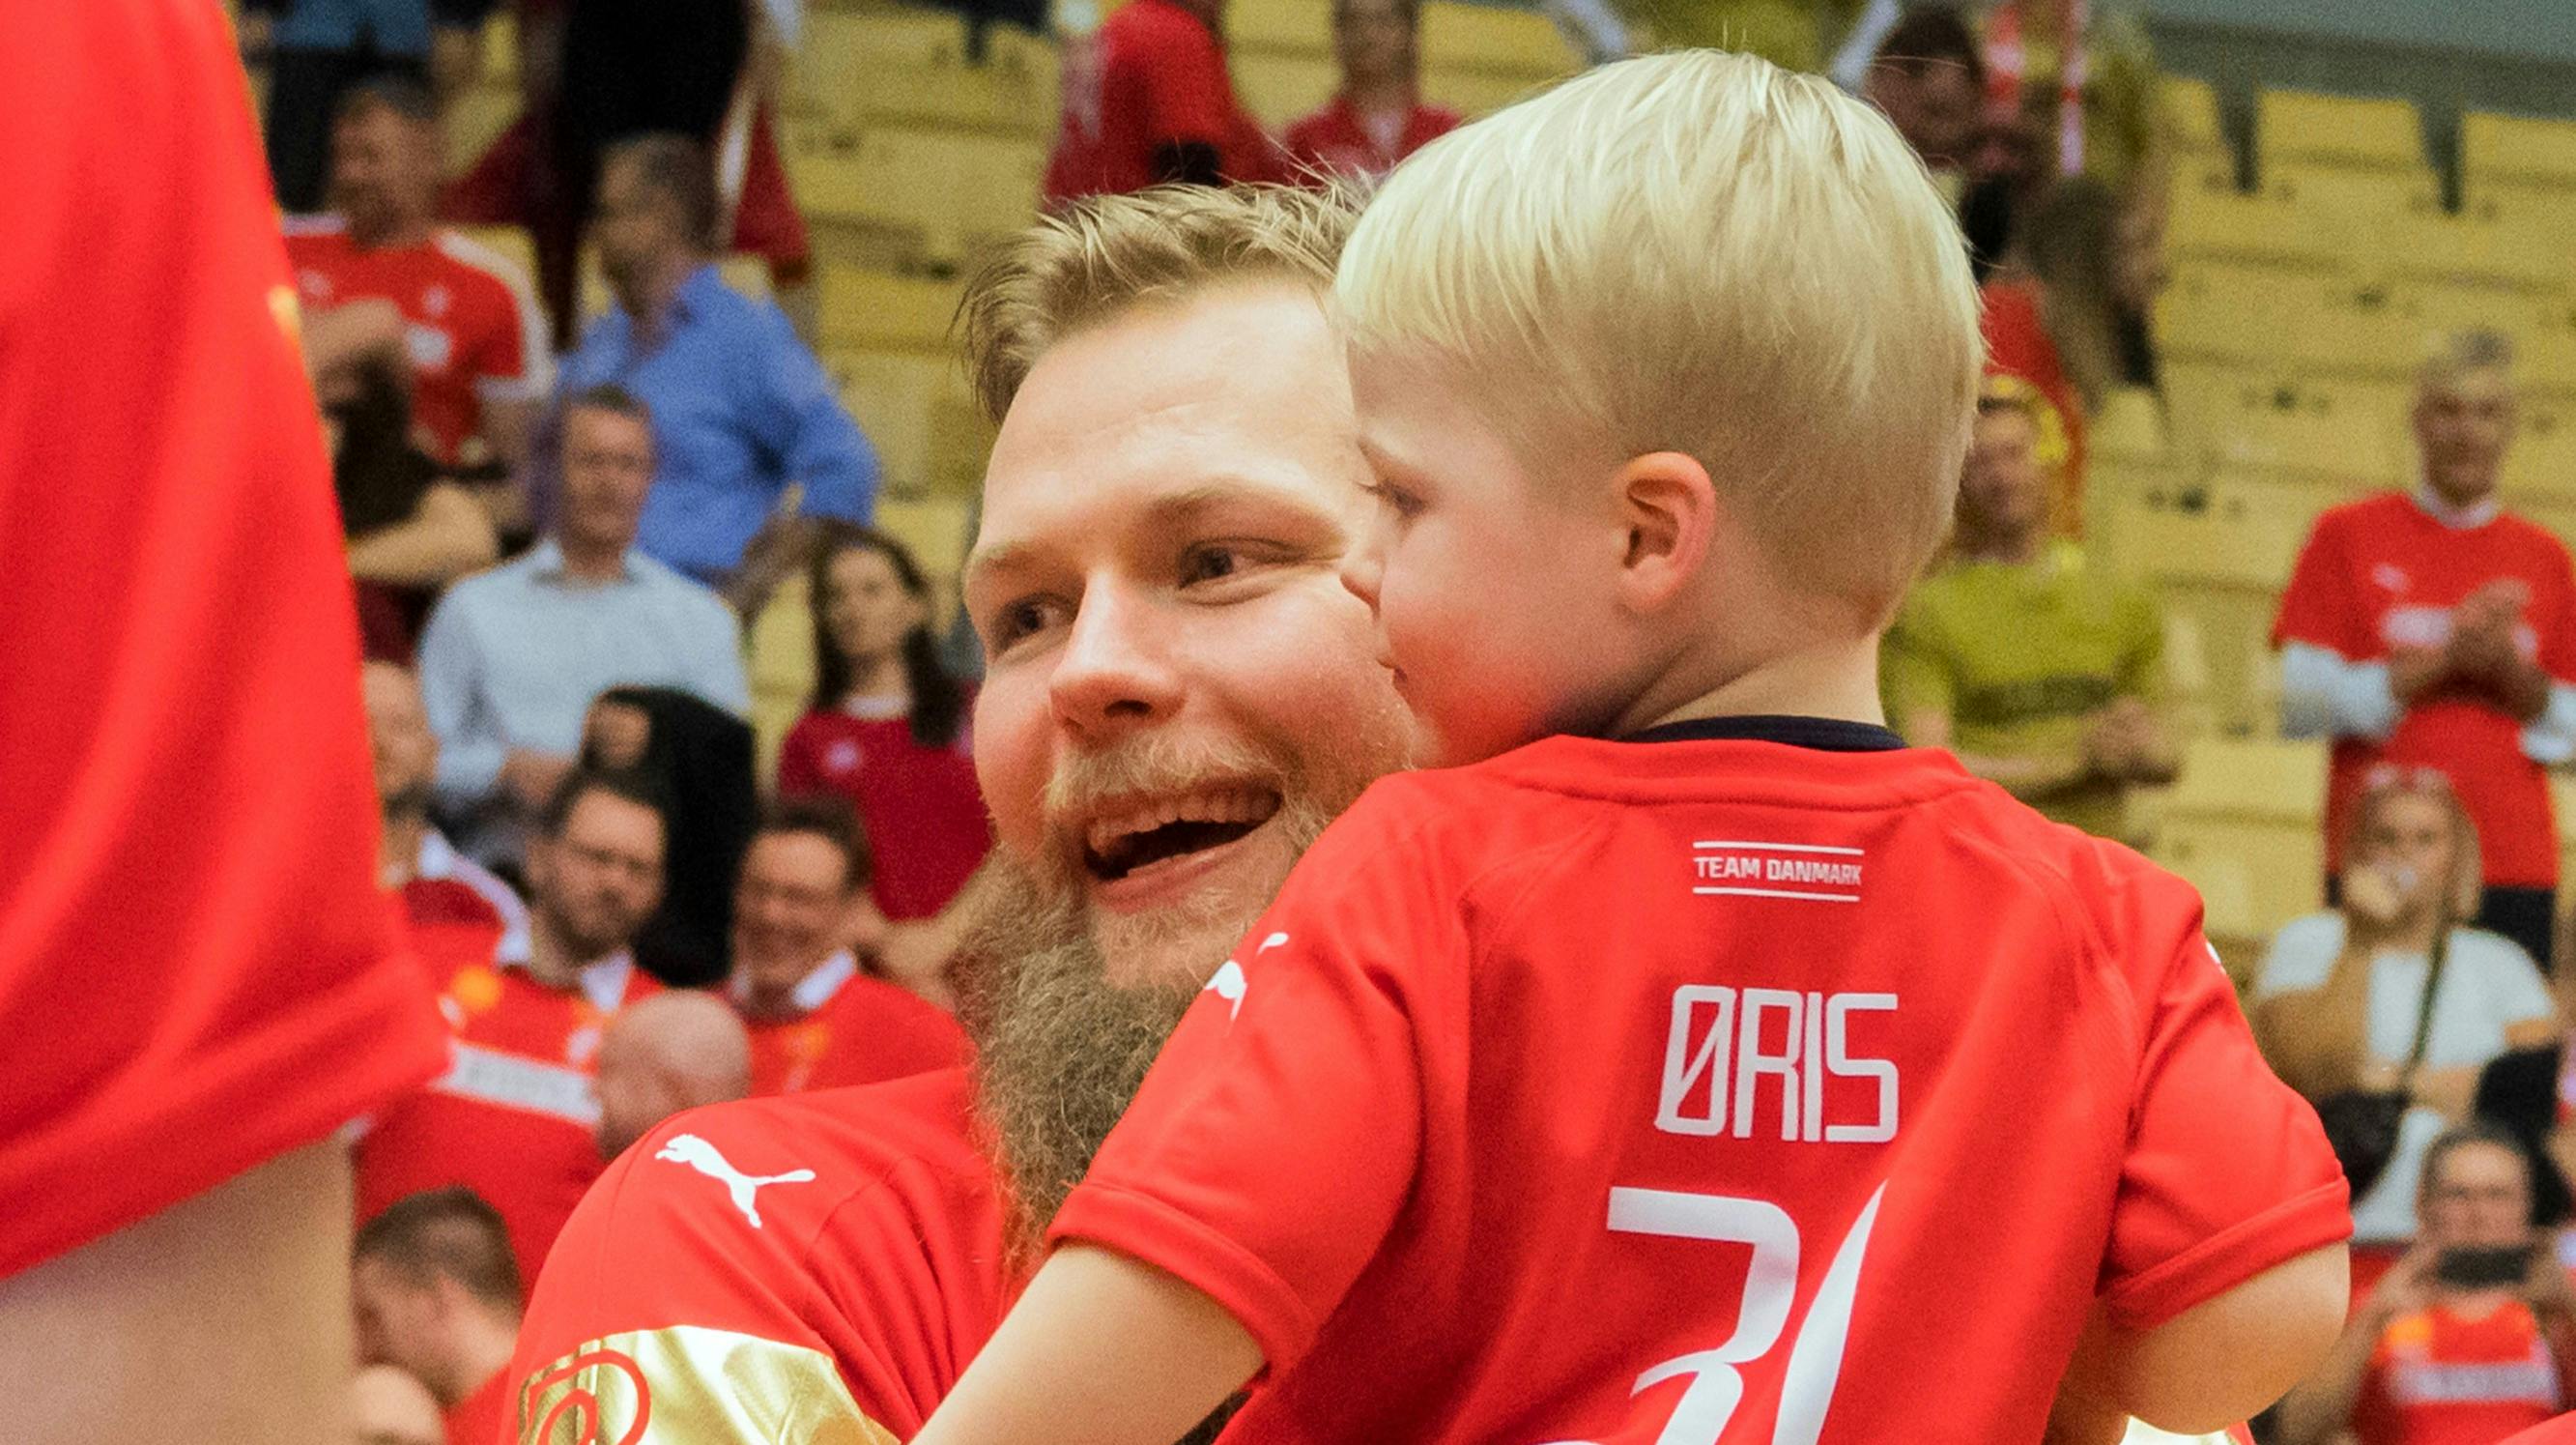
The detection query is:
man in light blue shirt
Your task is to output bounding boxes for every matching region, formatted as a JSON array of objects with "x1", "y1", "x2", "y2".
[
  {"x1": 546, "y1": 132, "x2": 877, "y2": 590},
  {"x1": 423, "y1": 385, "x2": 750, "y2": 868}
]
